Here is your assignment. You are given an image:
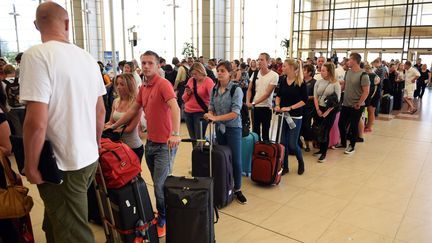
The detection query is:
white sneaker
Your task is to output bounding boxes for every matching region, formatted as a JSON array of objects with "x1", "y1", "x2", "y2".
[{"x1": 344, "y1": 145, "x2": 355, "y2": 154}]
